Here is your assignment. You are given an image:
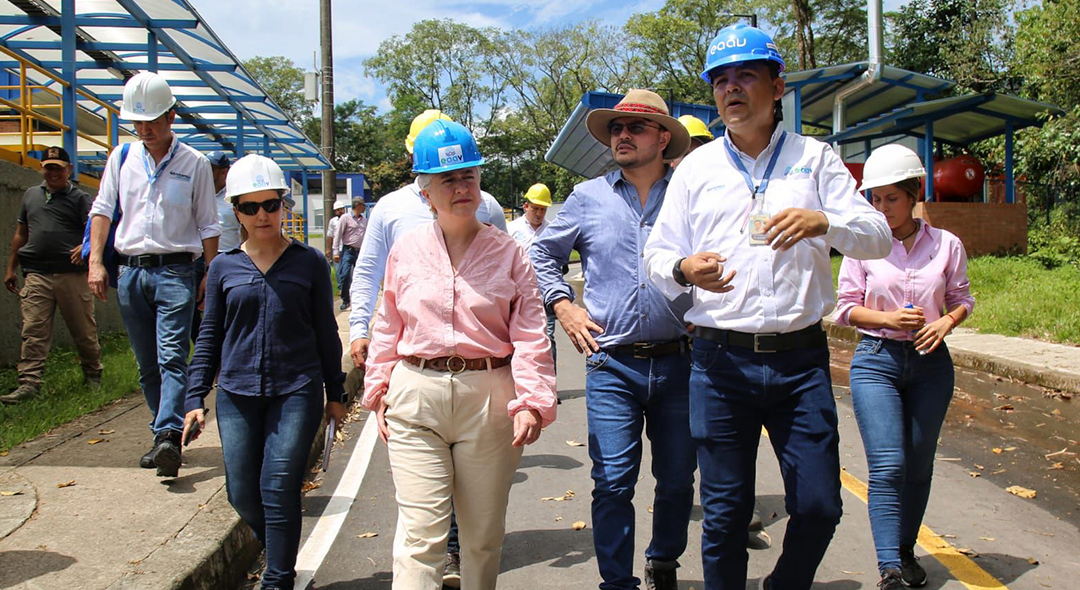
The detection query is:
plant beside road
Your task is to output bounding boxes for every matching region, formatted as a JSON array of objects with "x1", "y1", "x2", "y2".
[{"x1": 0, "y1": 332, "x2": 139, "y2": 453}]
